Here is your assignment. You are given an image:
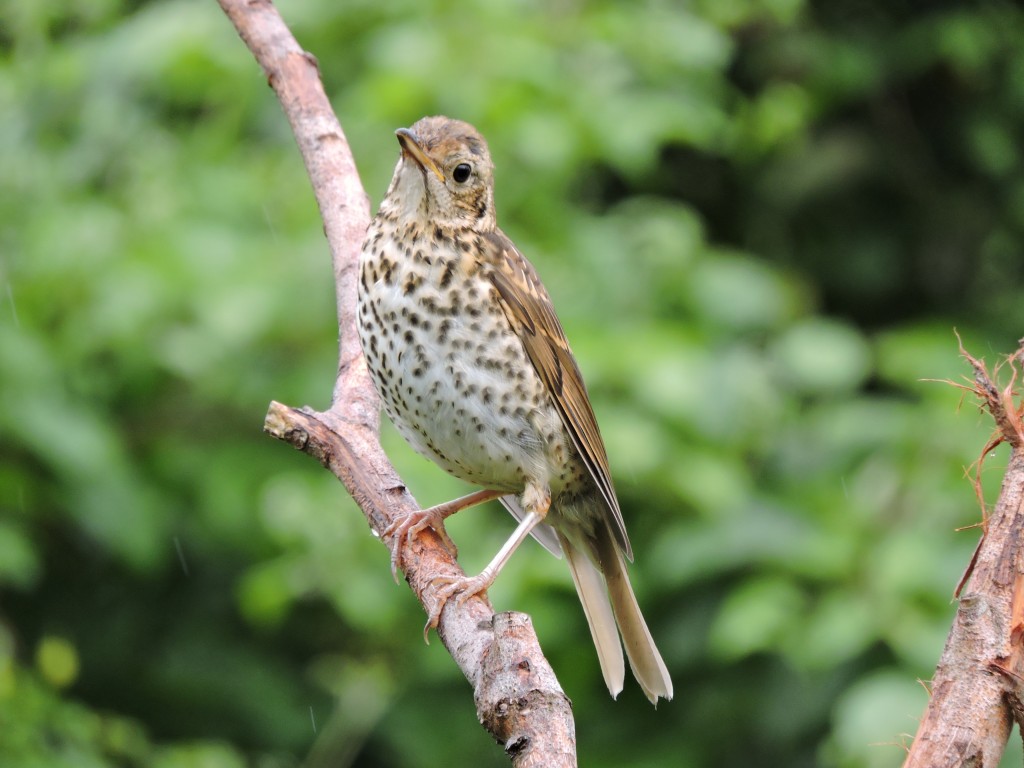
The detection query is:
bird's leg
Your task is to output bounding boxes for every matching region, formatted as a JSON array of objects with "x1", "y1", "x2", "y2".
[
  {"x1": 424, "y1": 485, "x2": 551, "y2": 639},
  {"x1": 385, "y1": 488, "x2": 505, "y2": 581}
]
